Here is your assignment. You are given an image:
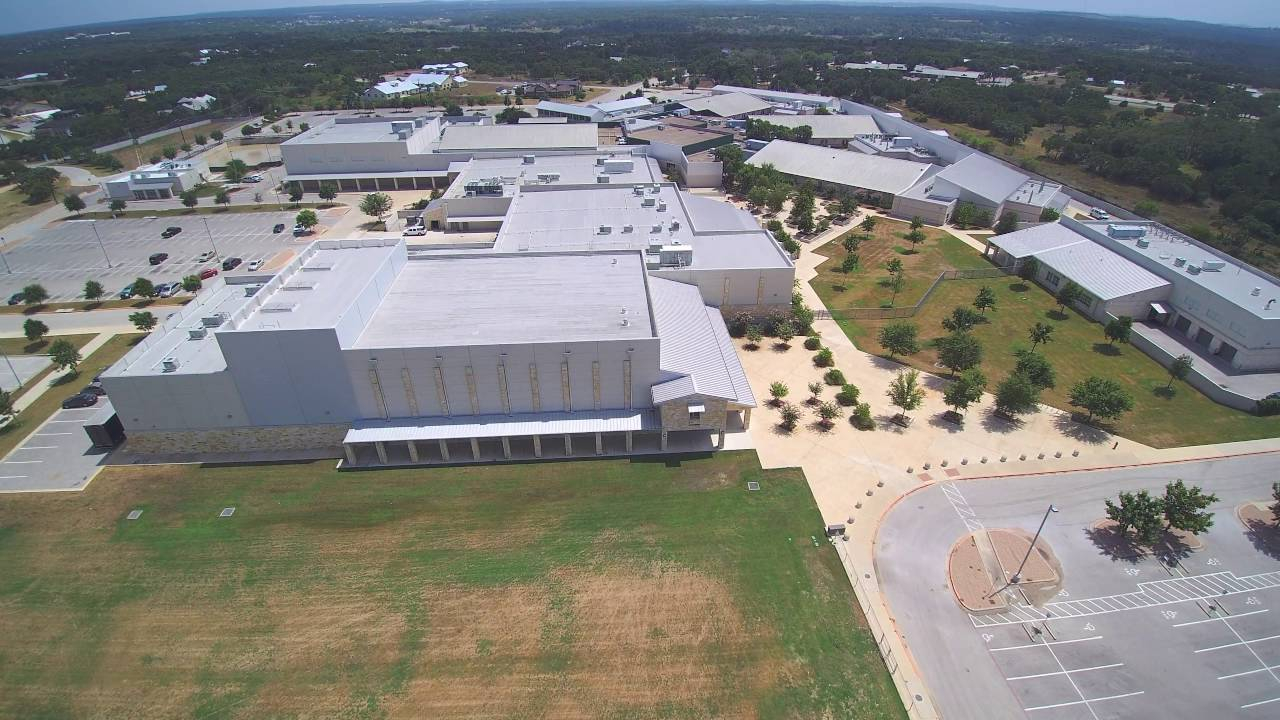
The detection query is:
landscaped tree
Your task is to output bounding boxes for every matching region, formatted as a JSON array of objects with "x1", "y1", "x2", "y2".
[
  {"x1": 180, "y1": 190, "x2": 199, "y2": 209},
  {"x1": 745, "y1": 326, "x2": 763, "y2": 350},
  {"x1": 994, "y1": 373, "x2": 1040, "y2": 419},
  {"x1": 885, "y1": 257, "x2": 906, "y2": 304},
  {"x1": 109, "y1": 198, "x2": 127, "y2": 216},
  {"x1": 775, "y1": 320, "x2": 795, "y2": 348},
  {"x1": 942, "y1": 368, "x2": 987, "y2": 417},
  {"x1": 807, "y1": 382, "x2": 823, "y2": 405},
  {"x1": 0, "y1": 389, "x2": 13, "y2": 417},
  {"x1": 215, "y1": 189, "x2": 232, "y2": 208},
  {"x1": 973, "y1": 286, "x2": 996, "y2": 315},
  {"x1": 360, "y1": 192, "x2": 392, "y2": 225},
  {"x1": 840, "y1": 254, "x2": 858, "y2": 273},
  {"x1": 1162, "y1": 480, "x2": 1218, "y2": 536},
  {"x1": 210, "y1": 129, "x2": 224, "y2": 142},
  {"x1": 1018, "y1": 256, "x2": 1040, "y2": 281},
  {"x1": 1055, "y1": 280, "x2": 1085, "y2": 313},
  {"x1": 816, "y1": 401, "x2": 842, "y2": 429},
  {"x1": 21, "y1": 284, "x2": 48, "y2": 305},
  {"x1": 995, "y1": 211, "x2": 1019, "y2": 235},
  {"x1": 23, "y1": 318, "x2": 48, "y2": 343},
  {"x1": 318, "y1": 183, "x2": 338, "y2": 202},
  {"x1": 1166, "y1": 354, "x2": 1194, "y2": 389},
  {"x1": 905, "y1": 228, "x2": 926, "y2": 252},
  {"x1": 942, "y1": 306, "x2": 983, "y2": 333},
  {"x1": 768, "y1": 381, "x2": 789, "y2": 406},
  {"x1": 910, "y1": 216, "x2": 924, "y2": 232},
  {"x1": 1104, "y1": 316, "x2": 1133, "y2": 345},
  {"x1": 877, "y1": 322, "x2": 920, "y2": 358},
  {"x1": 131, "y1": 277, "x2": 156, "y2": 298},
  {"x1": 48, "y1": 339, "x2": 82, "y2": 375},
  {"x1": 835, "y1": 383, "x2": 860, "y2": 406},
  {"x1": 860, "y1": 215, "x2": 877, "y2": 233},
  {"x1": 162, "y1": 145, "x2": 178, "y2": 160},
  {"x1": 838, "y1": 194, "x2": 858, "y2": 216},
  {"x1": 295, "y1": 208, "x2": 319, "y2": 233},
  {"x1": 128, "y1": 311, "x2": 157, "y2": 332},
  {"x1": 1028, "y1": 321, "x2": 1055, "y2": 350},
  {"x1": 886, "y1": 369, "x2": 925, "y2": 422},
  {"x1": 1105, "y1": 490, "x2": 1167, "y2": 545},
  {"x1": 62, "y1": 193, "x2": 86, "y2": 216},
  {"x1": 841, "y1": 233, "x2": 861, "y2": 255},
  {"x1": 936, "y1": 331, "x2": 982, "y2": 375},
  {"x1": 194, "y1": 133, "x2": 207, "y2": 145},
  {"x1": 181, "y1": 275, "x2": 203, "y2": 293},
  {"x1": 1038, "y1": 207, "x2": 1060, "y2": 222},
  {"x1": 1068, "y1": 376, "x2": 1134, "y2": 423},
  {"x1": 223, "y1": 159, "x2": 249, "y2": 183},
  {"x1": 1013, "y1": 349, "x2": 1056, "y2": 389},
  {"x1": 779, "y1": 402, "x2": 801, "y2": 431},
  {"x1": 83, "y1": 280, "x2": 103, "y2": 301},
  {"x1": 288, "y1": 183, "x2": 304, "y2": 205}
]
